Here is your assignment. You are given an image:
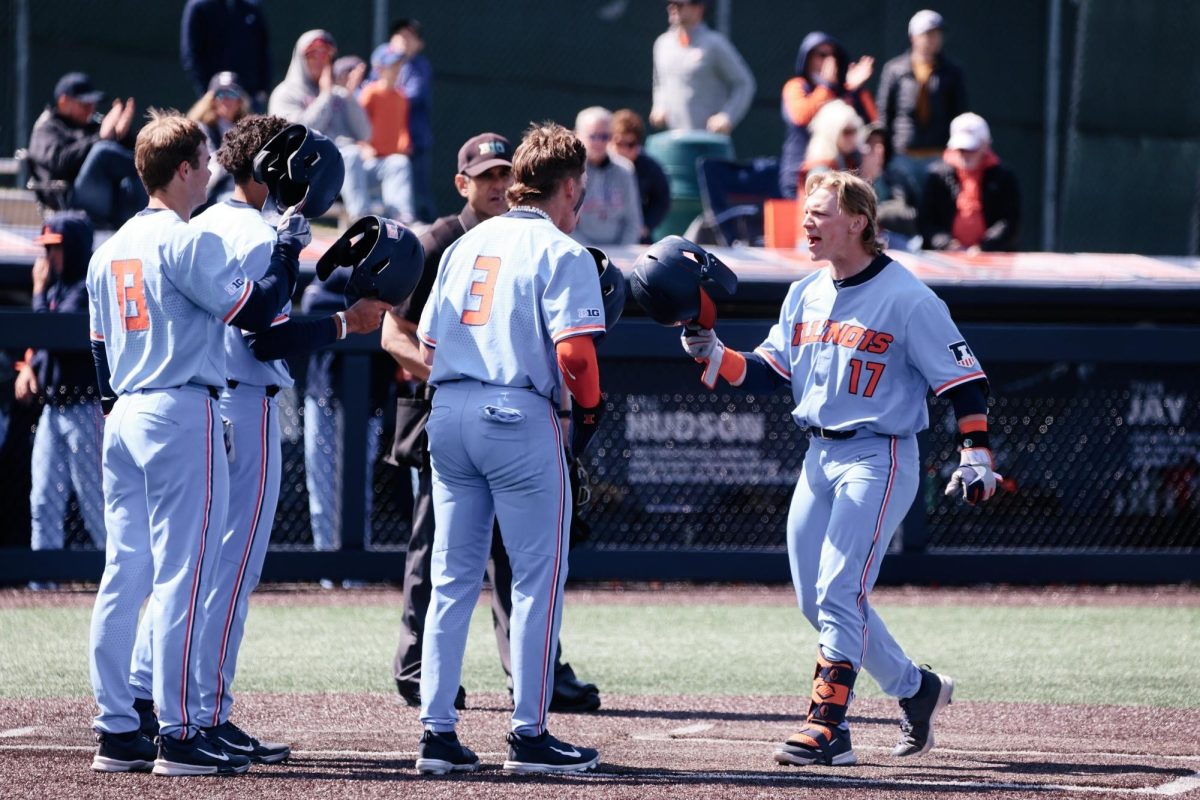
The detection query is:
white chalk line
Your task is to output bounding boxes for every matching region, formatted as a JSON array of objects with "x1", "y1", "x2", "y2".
[
  {"x1": 0, "y1": 727, "x2": 37, "y2": 738},
  {"x1": 2, "y1": 742, "x2": 1197, "y2": 795}
]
